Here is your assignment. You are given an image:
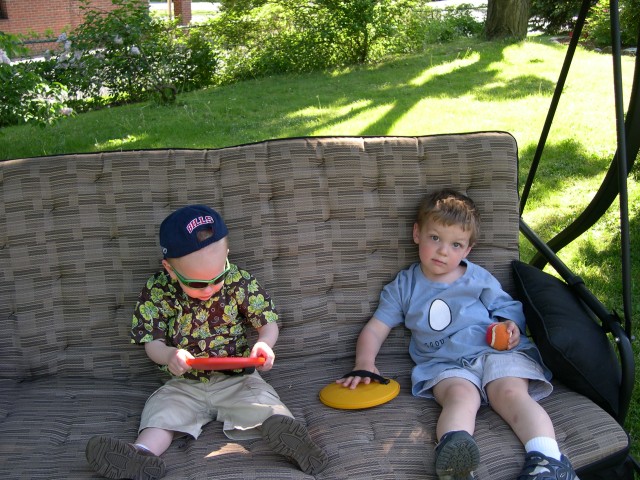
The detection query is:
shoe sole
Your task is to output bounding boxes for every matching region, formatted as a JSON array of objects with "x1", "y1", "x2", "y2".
[
  {"x1": 85, "y1": 436, "x2": 166, "y2": 480},
  {"x1": 435, "y1": 432, "x2": 480, "y2": 480},
  {"x1": 262, "y1": 415, "x2": 329, "y2": 475}
]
